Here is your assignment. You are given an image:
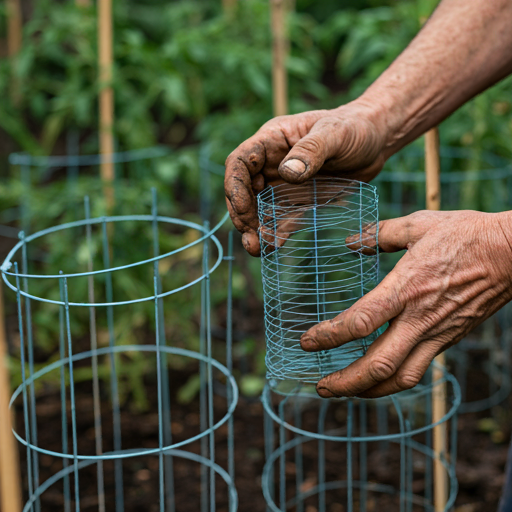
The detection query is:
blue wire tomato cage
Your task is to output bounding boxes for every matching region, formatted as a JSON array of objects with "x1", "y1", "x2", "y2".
[{"x1": 1, "y1": 187, "x2": 238, "y2": 512}]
